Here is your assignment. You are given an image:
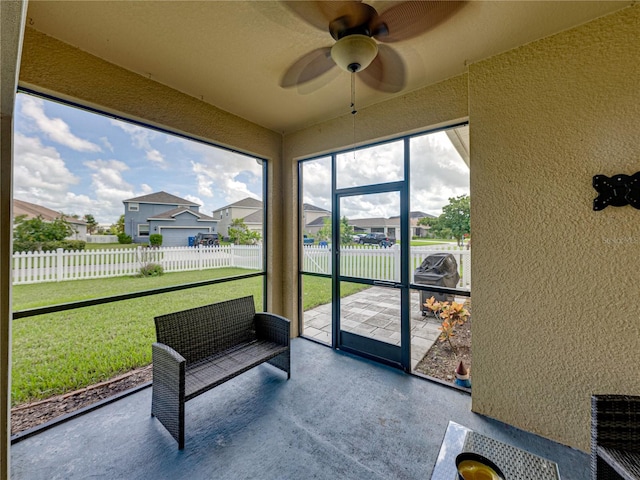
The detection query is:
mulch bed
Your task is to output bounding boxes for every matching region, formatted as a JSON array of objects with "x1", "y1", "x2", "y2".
[
  {"x1": 414, "y1": 316, "x2": 472, "y2": 384},
  {"x1": 11, "y1": 365, "x2": 152, "y2": 435}
]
